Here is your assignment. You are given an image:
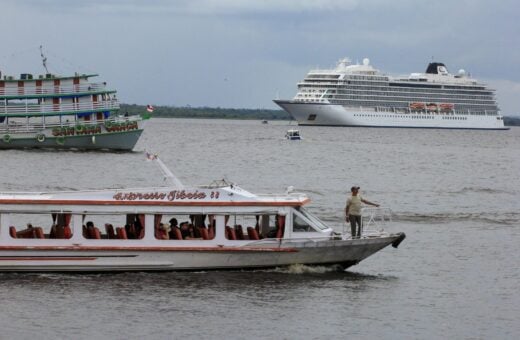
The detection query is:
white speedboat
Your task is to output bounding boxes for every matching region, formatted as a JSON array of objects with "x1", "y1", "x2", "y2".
[
  {"x1": 285, "y1": 129, "x2": 302, "y2": 140},
  {"x1": 0, "y1": 158, "x2": 404, "y2": 272}
]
